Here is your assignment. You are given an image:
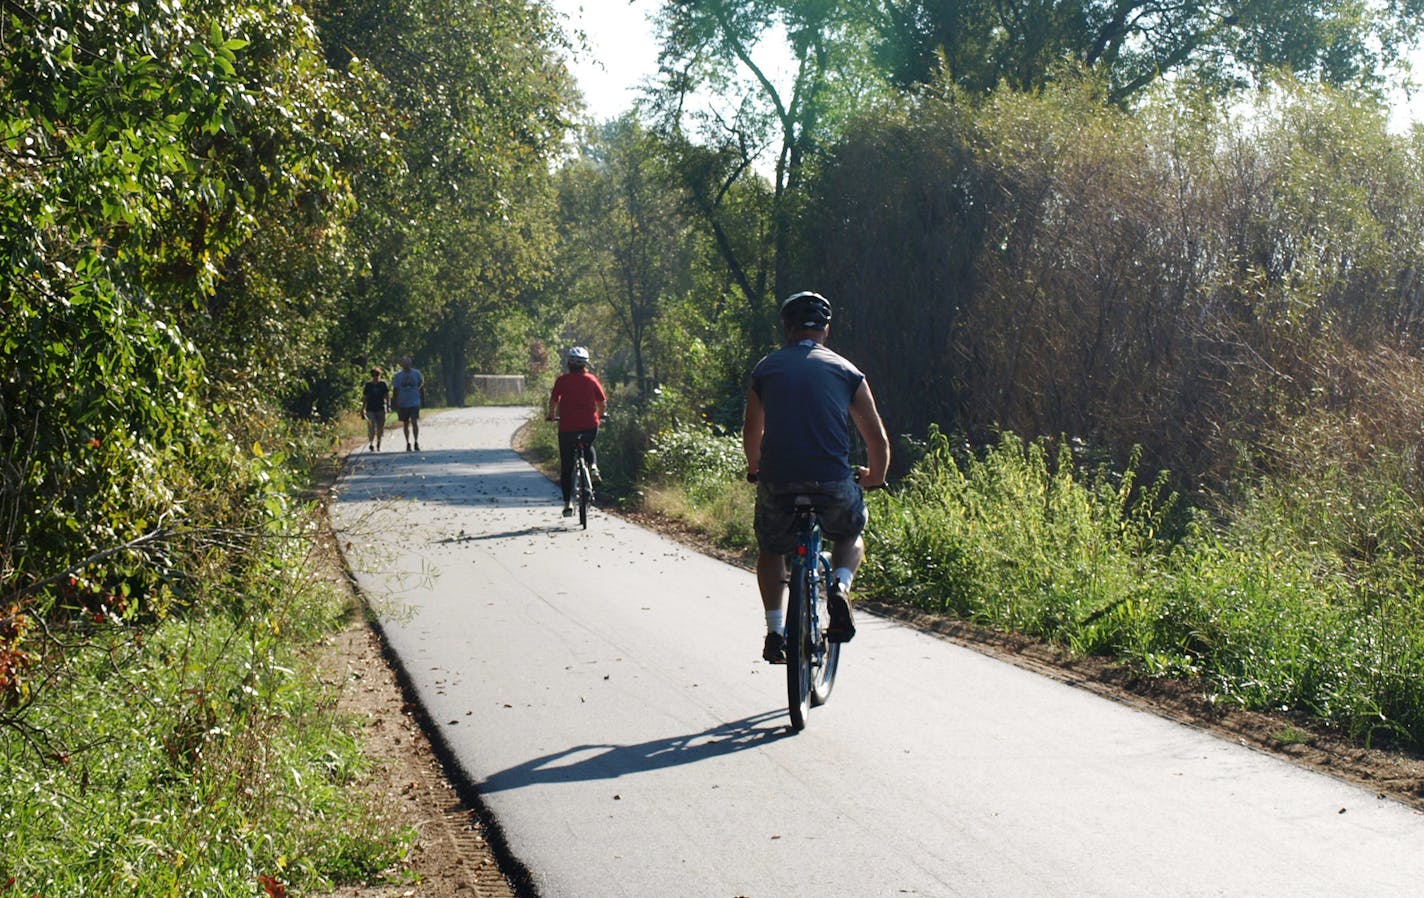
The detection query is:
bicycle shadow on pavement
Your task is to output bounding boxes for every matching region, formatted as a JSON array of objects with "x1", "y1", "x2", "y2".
[{"x1": 476, "y1": 711, "x2": 792, "y2": 794}]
